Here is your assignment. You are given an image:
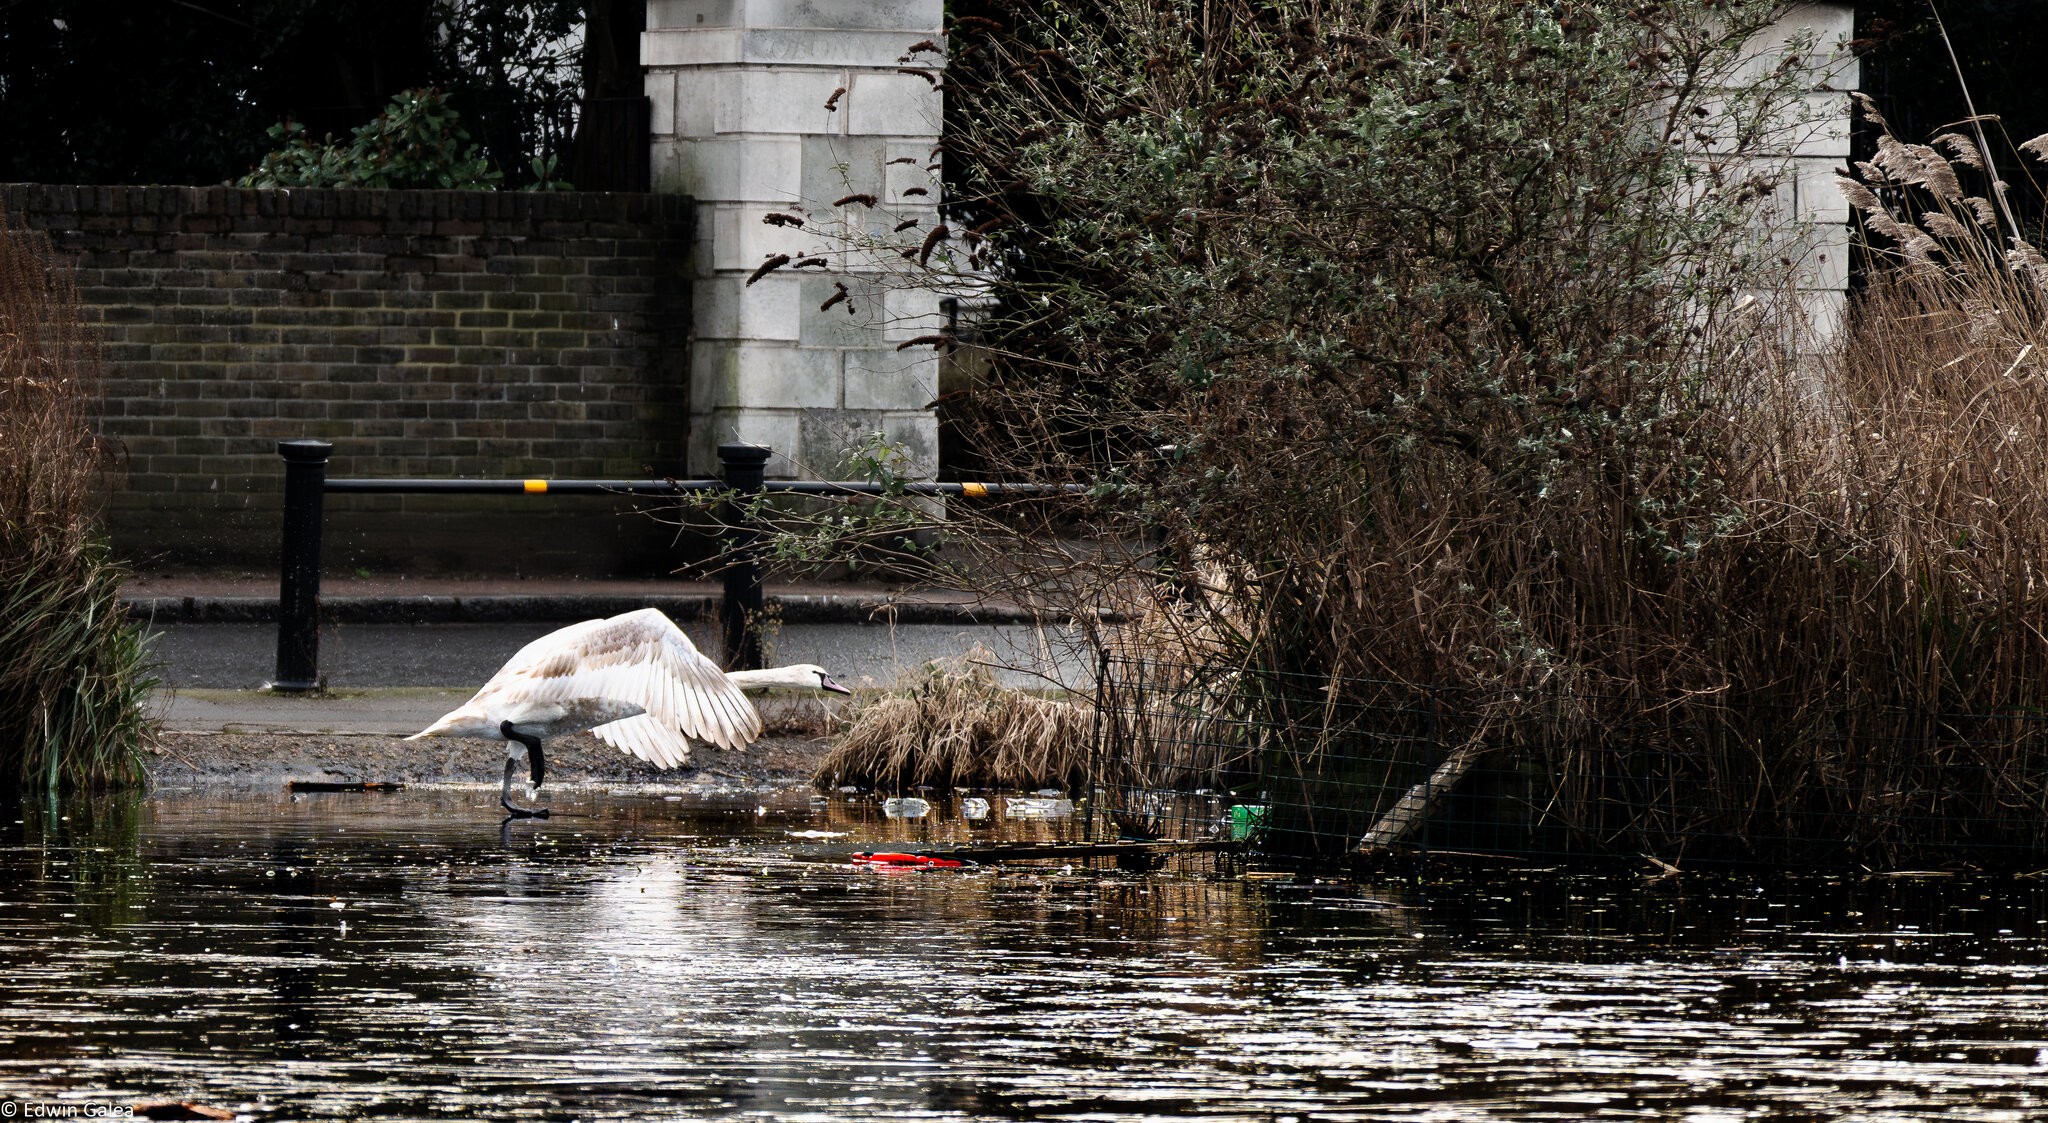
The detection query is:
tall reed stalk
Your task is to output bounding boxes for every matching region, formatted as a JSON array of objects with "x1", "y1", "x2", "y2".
[{"x1": 0, "y1": 215, "x2": 155, "y2": 790}]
